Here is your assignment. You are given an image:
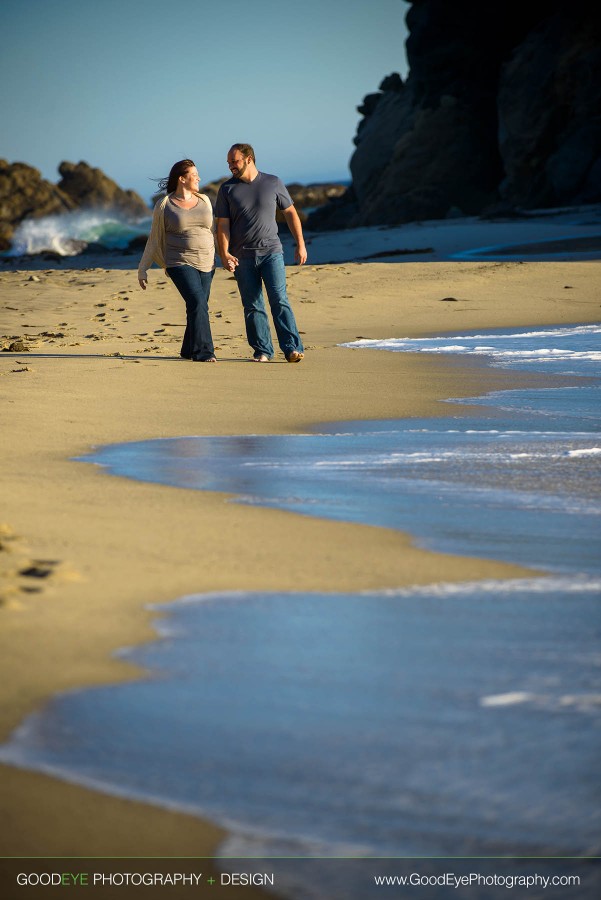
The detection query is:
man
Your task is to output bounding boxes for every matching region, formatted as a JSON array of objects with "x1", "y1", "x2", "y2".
[{"x1": 215, "y1": 143, "x2": 306, "y2": 363}]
